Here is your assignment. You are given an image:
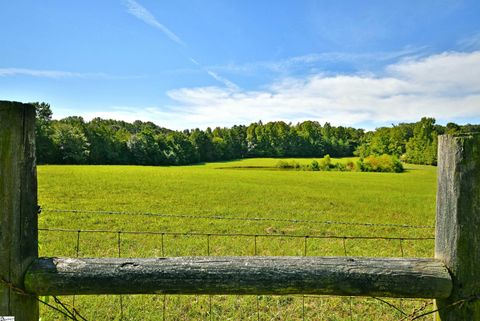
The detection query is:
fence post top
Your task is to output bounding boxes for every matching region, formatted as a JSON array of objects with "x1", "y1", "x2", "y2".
[{"x1": 439, "y1": 133, "x2": 480, "y2": 139}]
